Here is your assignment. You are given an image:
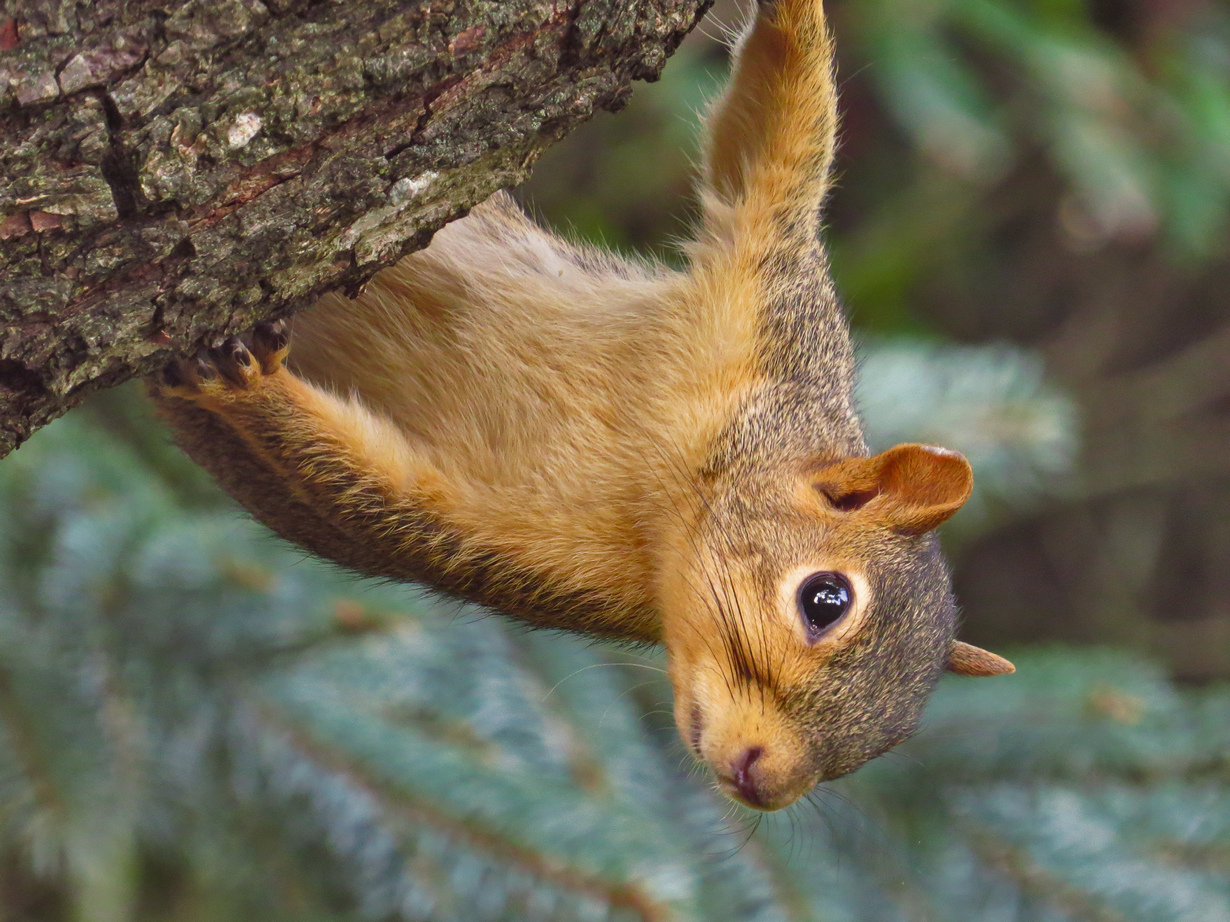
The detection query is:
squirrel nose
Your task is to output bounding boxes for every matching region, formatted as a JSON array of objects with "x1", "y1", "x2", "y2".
[{"x1": 731, "y1": 746, "x2": 766, "y2": 808}]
